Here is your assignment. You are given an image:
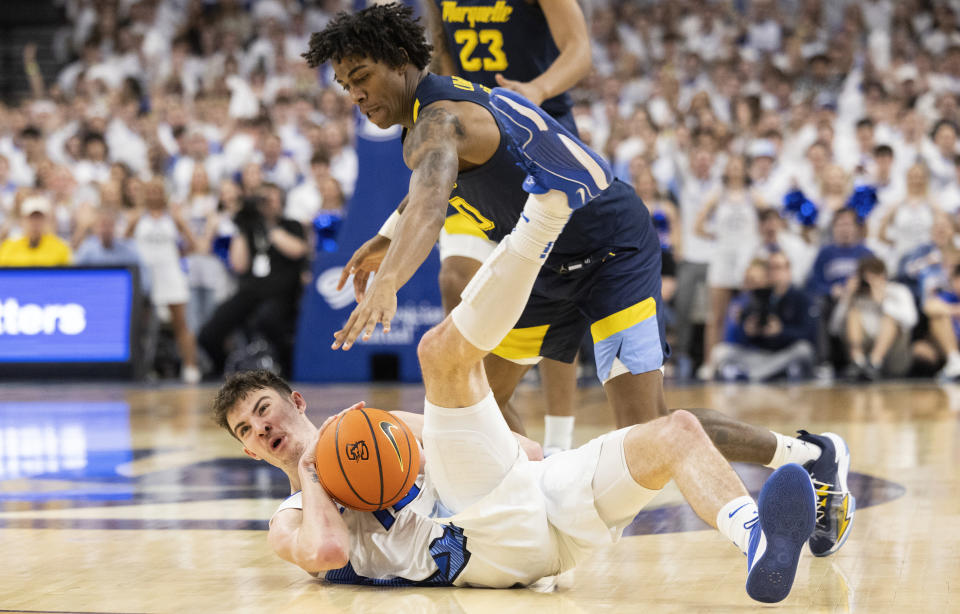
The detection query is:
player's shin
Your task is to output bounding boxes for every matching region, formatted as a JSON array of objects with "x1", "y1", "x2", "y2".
[{"x1": 451, "y1": 190, "x2": 570, "y2": 351}]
